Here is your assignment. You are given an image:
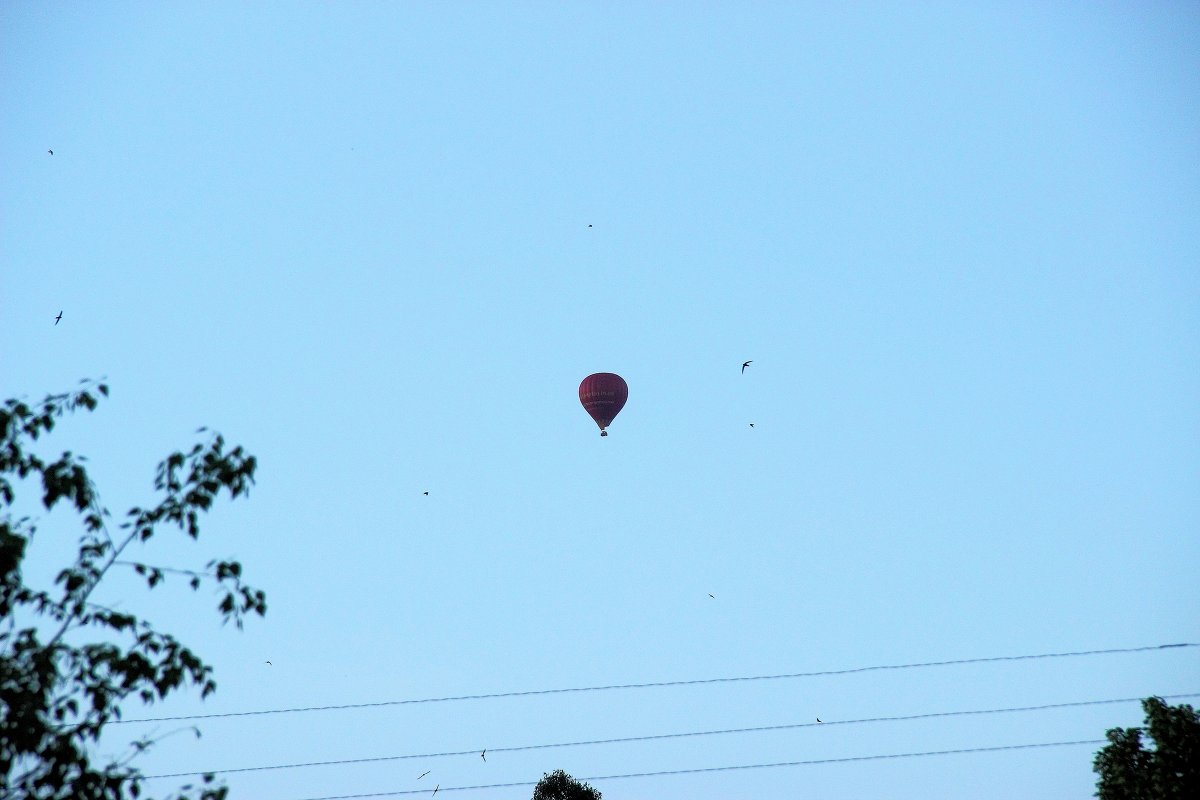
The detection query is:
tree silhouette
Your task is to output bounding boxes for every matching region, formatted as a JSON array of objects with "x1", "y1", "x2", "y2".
[
  {"x1": 1, "y1": 381, "x2": 266, "y2": 799},
  {"x1": 1093, "y1": 696, "x2": 1200, "y2": 799},
  {"x1": 532, "y1": 769, "x2": 602, "y2": 800}
]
